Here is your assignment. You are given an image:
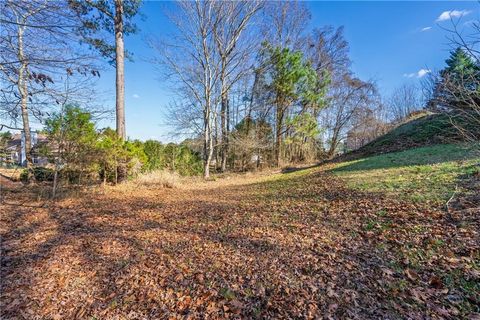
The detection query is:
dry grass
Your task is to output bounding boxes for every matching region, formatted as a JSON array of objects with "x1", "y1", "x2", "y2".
[
  {"x1": 130, "y1": 170, "x2": 182, "y2": 189},
  {"x1": 0, "y1": 167, "x2": 22, "y2": 181}
]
